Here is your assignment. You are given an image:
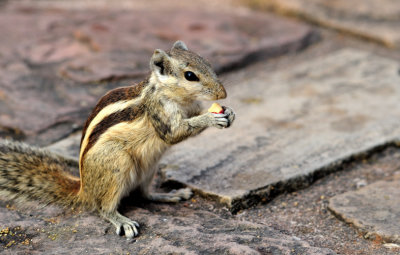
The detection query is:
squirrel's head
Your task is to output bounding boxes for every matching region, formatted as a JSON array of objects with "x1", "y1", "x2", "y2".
[{"x1": 149, "y1": 41, "x2": 227, "y2": 101}]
